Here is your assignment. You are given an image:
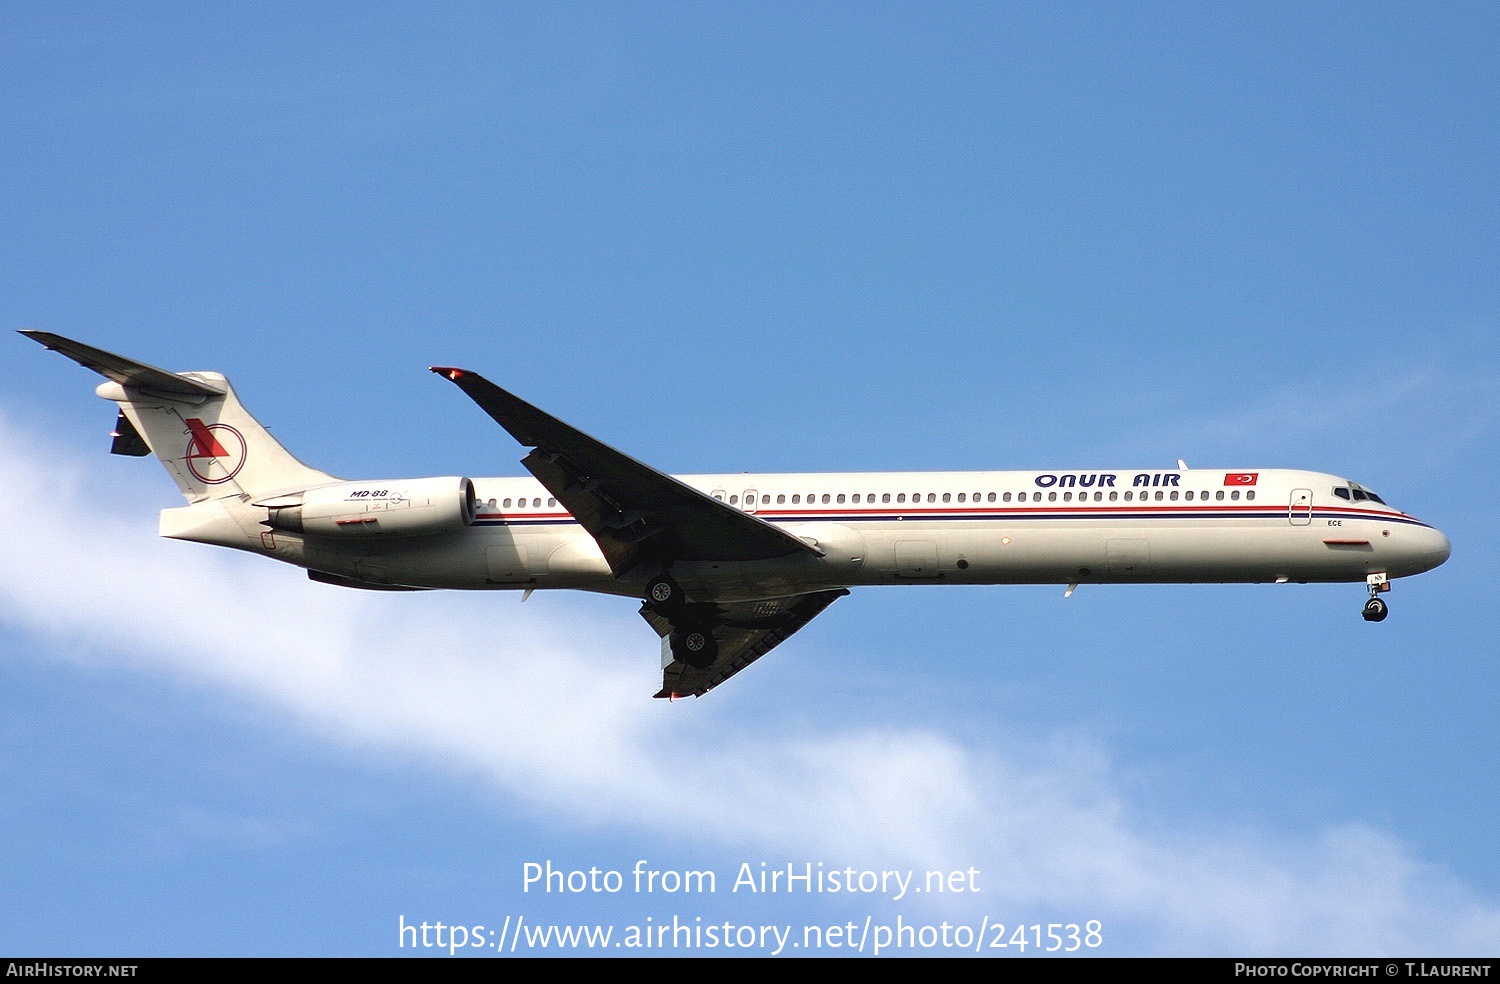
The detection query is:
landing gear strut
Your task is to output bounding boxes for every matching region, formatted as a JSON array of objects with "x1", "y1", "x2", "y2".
[{"x1": 1362, "y1": 572, "x2": 1390, "y2": 622}]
